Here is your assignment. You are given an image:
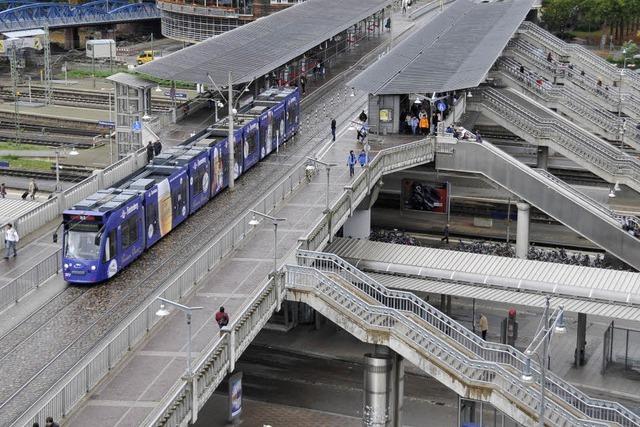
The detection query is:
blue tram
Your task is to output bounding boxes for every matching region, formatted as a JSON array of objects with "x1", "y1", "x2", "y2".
[{"x1": 60, "y1": 87, "x2": 300, "y2": 284}]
